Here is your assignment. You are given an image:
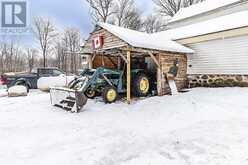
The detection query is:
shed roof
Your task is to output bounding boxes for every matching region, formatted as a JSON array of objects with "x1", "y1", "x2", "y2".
[
  {"x1": 153, "y1": 10, "x2": 248, "y2": 40},
  {"x1": 98, "y1": 23, "x2": 194, "y2": 54},
  {"x1": 169, "y1": 0, "x2": 241, "y2": 23}
]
